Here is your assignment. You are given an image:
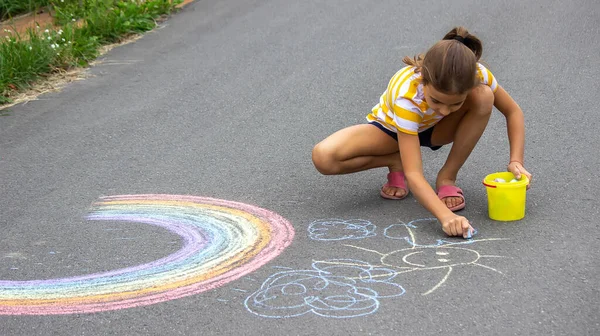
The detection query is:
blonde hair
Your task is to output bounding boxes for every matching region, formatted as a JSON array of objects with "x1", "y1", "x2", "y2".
[{"x1": 403, "y1": 26, "x2": 483, "y2": 94}]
